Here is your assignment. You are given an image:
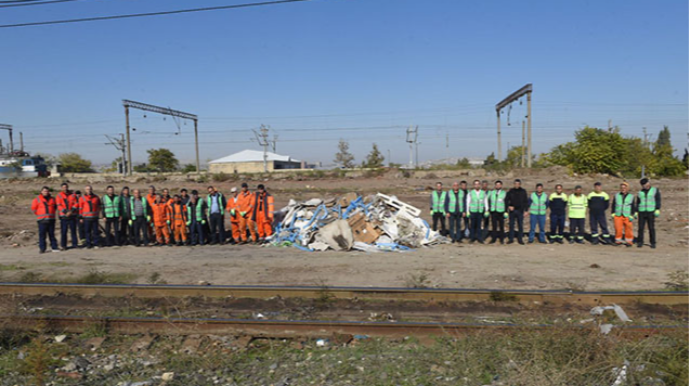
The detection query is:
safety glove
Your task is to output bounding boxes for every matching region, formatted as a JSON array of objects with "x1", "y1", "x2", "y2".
[
  {"x1": 128, "y1": 219, "x2": 133, "y2": 226},
  {"x1": 634, "y1": 213, "x2": 638, "y2": 220},
  {"x1": 186, "y1": 221, "x2": 191, "y2": 226},
  {"x1": 654, "y1": 209, "x2": 660, "y2": 217},
  {"x1": 146, "y1": 215, "x2": 151, "y2": 222},
  {"x1": 627, "y1": 216, "x2": 634, "y2": 222},
  {"x1": 611, "y1": 213, "x2": 616, "y2": 219},
  {"x1": 429, "y1": 210, "x2": 433, "y2": 216},
  {"x1": 230, "y1": 209, "x2": 236, "y2": 216},
  {"x1": 166, "y1": 220, "x2": 170, "y2": 225},
  {"x1": 484, "y1": 211, "x2": 489, "y2": 218},
  {"x1": 503, "y1": 212, "x2": 508, "y2": 219},
  {"x1": 201, "y1": 220, "x2": 206, "y2": 225},
  {"x1": 240, "y1": 211, "x2": 246, "y2": 217}
]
